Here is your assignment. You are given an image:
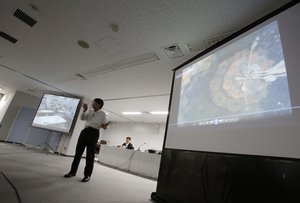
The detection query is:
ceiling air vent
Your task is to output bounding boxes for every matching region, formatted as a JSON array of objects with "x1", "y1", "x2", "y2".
[
  {"x1": 0, "y1": 31, "x2": 18, "y2": 43},
  {"x1": 56, "y1": 52, "x2": 160, "y2": 83},
  {"x1": 13, "y1": 9, "x2": 37, "y2": 27},
  {"x1": 82, "y1": 52, "x2": 160, "y2": 77},
  {"x1": 112, "y1": 52, "x2": 159, "y2": 70},
  {"x1": 163, "y1": 45, "x2": 184, "y2": 59}
]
